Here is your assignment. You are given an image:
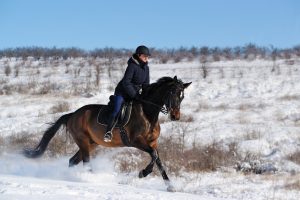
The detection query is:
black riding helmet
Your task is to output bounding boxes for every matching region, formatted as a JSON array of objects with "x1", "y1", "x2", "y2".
[{"x1": 135, "y1": 45, "x2": 151, "y2": 56}]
